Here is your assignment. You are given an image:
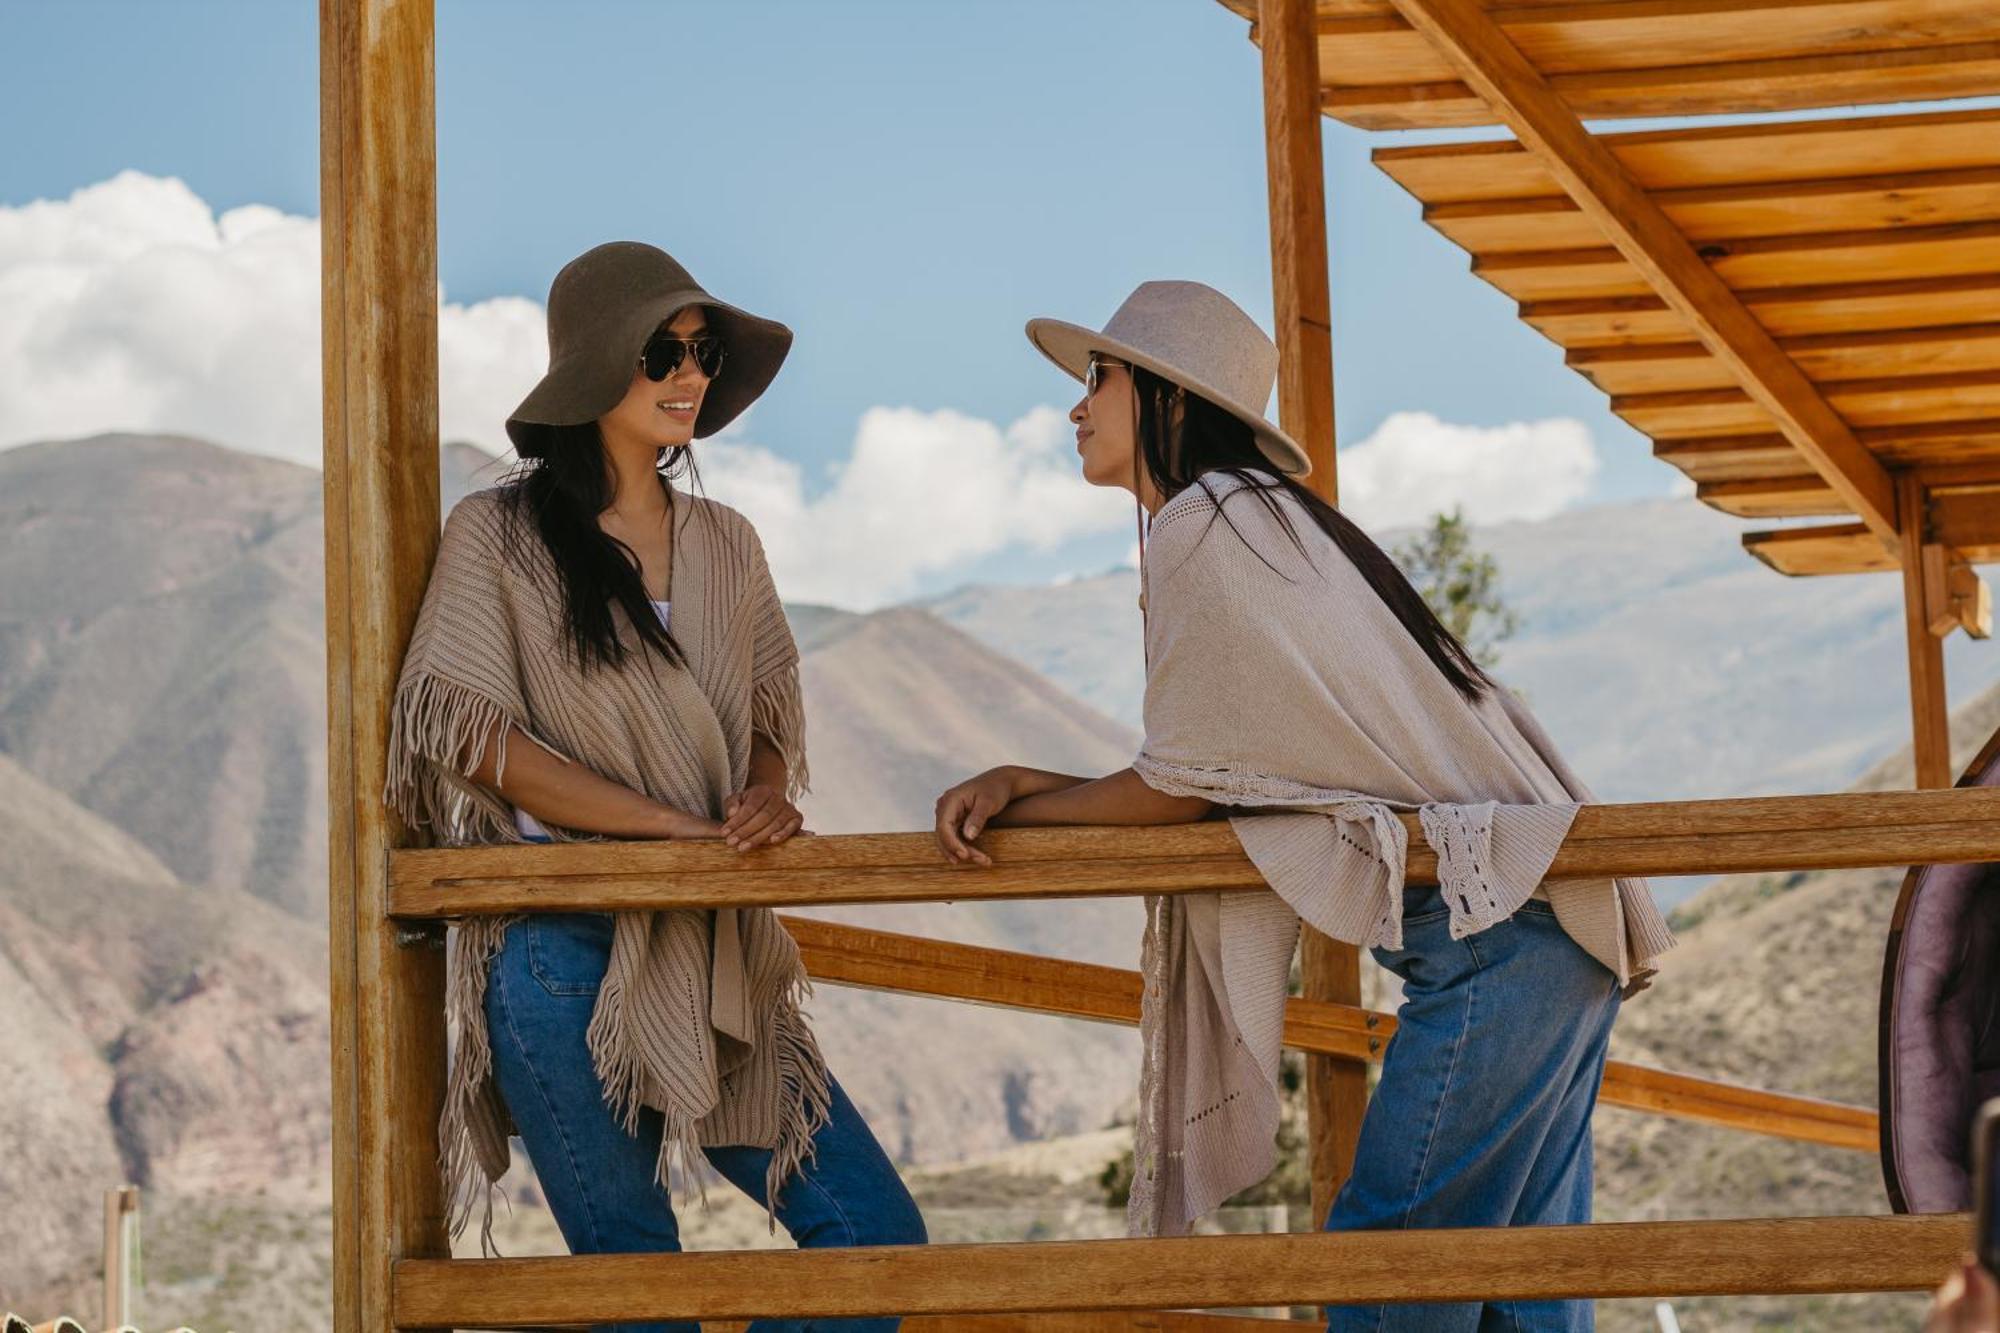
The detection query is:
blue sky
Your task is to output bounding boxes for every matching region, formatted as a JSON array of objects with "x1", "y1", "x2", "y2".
[{"x1": 2, "y1": 0, "x2": 1925, "y2": 597}]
